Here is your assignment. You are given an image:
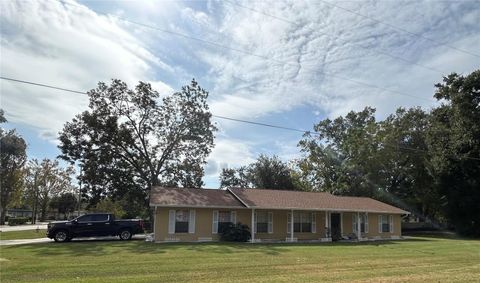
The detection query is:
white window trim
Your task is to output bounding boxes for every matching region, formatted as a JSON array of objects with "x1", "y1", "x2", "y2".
[
  {"x1": 188, "y1": 209, "x2": 196, "y2": 234},
  {"x1": 212, "y1": 210, "x2": 219, "y2": 234},
  {"x1": 168, "y1": 210, "x2": 175, "y2": 234},
  {"x1": 365, "y1": 213, "x2": 369, "y2": 233},
  {"x1": 389, "y1": 215, "x2": 394, "y2": 233},
  {"x1": 268, "y1": 211, "x2": 273, "y2": 234},
  {"x1": 379, "y1": 214, "x2": 393, "y2": 233},
  {"x1": 311, "y1": 212, "x2": 316, "y2": 233},
  {"x1": 353, "y1": 213, "x2": 369, "y2": 234},
  {"x1": 352, "y1": 213, "x2": 357, "y2": 233},
  {"x1": 287, "y1": 212, "x2": 292, "y2": 234},
  {"x1": 231, "y1": 211, "x2": 237, "y2": 225}
]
